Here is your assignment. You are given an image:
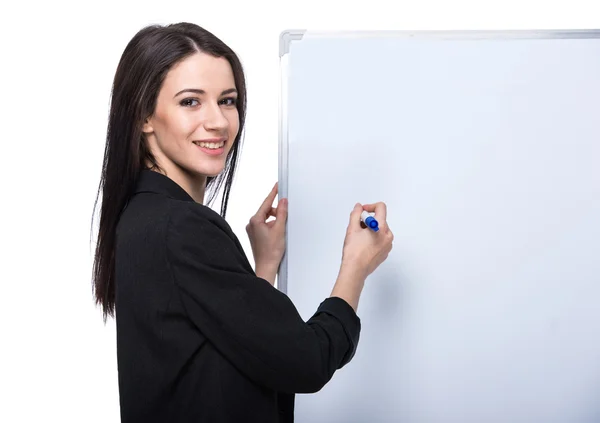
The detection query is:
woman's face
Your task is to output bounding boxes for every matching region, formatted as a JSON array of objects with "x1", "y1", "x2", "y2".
[{"x1": 143, "y1": 51, "x2": 240, "y2": 183}]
